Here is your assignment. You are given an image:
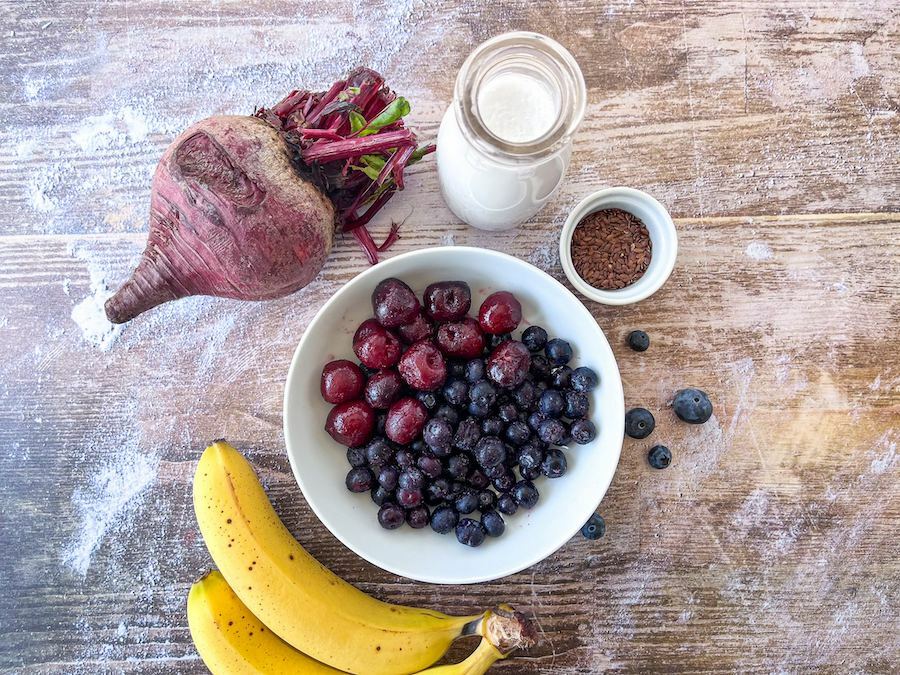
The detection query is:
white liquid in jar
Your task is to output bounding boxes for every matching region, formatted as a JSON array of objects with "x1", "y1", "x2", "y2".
[{"x1": 476, "y1": 72, "x2": 559, "y2": 143}]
